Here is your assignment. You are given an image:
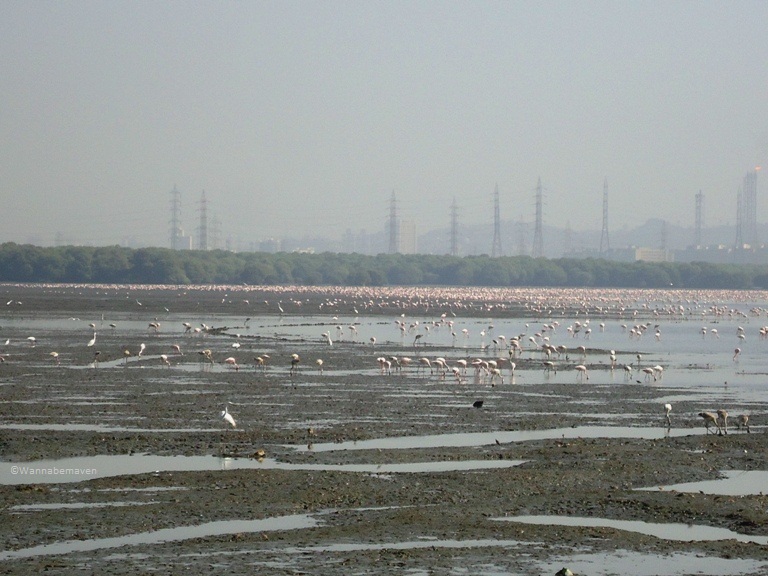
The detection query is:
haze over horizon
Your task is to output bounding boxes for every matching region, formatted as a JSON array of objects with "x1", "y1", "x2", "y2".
[{"x1": 1, "y1": 1, "x2": 766, "y2": 249}]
